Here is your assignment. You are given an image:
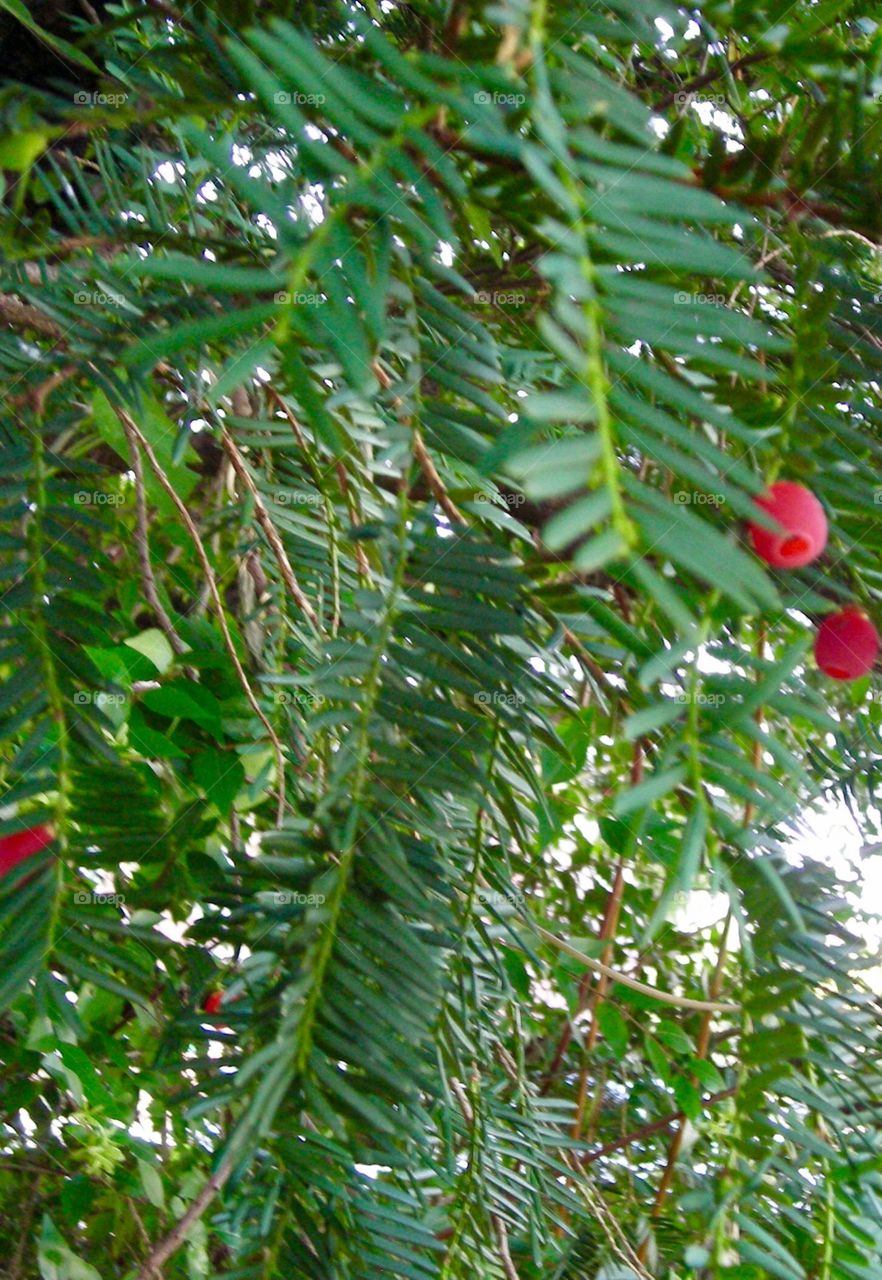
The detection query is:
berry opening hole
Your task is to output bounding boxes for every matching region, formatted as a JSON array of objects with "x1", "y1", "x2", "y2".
[
  {"x1": 826, "y1": 666, "x2": 851, "y2": 680},
  {"x1": 780, "y1": 534, "x2": 811, "y2": 560}
]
